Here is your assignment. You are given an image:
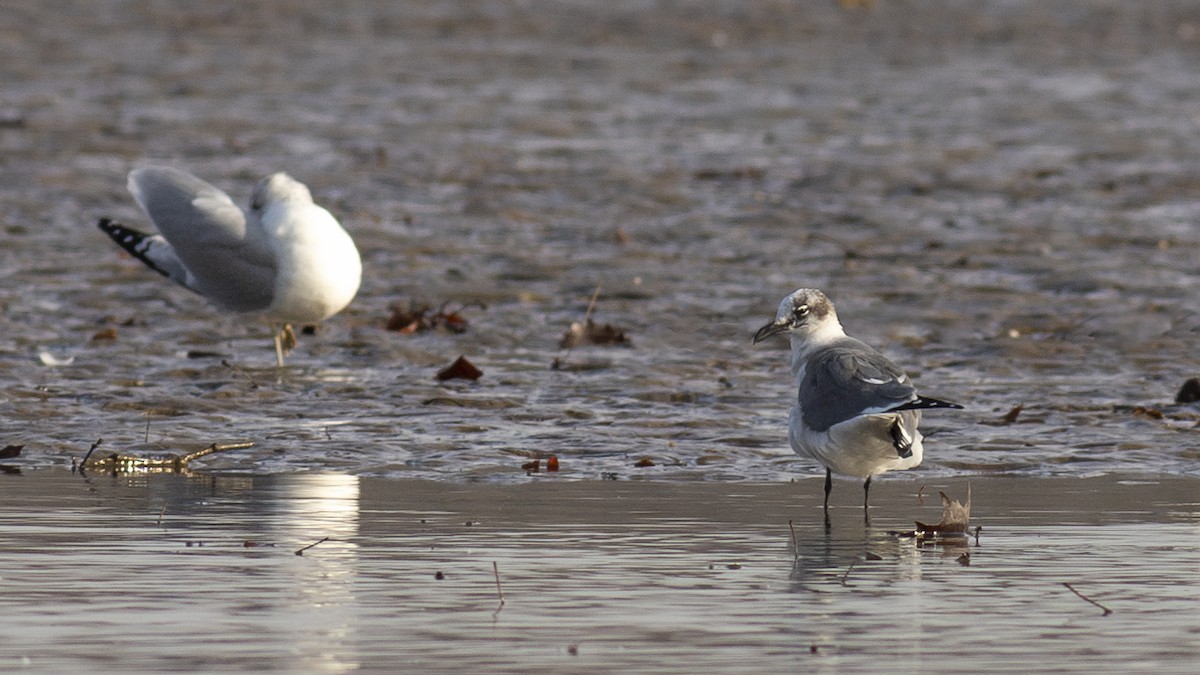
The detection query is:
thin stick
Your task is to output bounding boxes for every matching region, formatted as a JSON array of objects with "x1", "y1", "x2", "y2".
[
  {"x1": 80, "y1": 438, "x2": 103, "y2": 466},
  {"x1": 493, "y1": 561, "x2": 505, "y2": 609},
  {"x1": 581, "y1": 284, "x2": 602, "y2": 324},
  {"x1": 294, "y1": 537, "x2": 329, "y2": 556},
  {"x1": 157, "y1": 500, "x2": 167, "y2": 526},
  {"x1": 144, "y1": 418, "x2": 151, "y2": 444},
  {"x1": 840, "y1": 560, "x2": 857, "y2": 586},
  {"x1": 788, "y1": 519, "x2": 799, "y2": 558},
  {"x1": 1063, "y1": 582, "x2": 1113, "y2": 616}
]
